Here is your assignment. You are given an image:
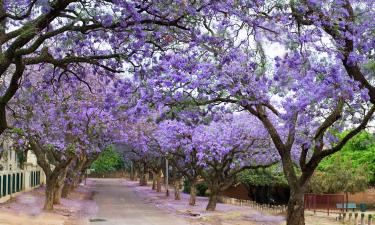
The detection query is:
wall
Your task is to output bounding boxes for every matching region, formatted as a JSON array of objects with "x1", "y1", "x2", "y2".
[
  {"x1": 0, "y1": 168, "x2": 44, "y2": 203},
  {"x1": 347, "y1": 188, "x2": 375, "y2": 206},
  {"x1": 221, "y1": 183, "x2": 251, "y2": 200},
  {"x1": 0, "y1": 139, "x2": 46, "y2": 203}
]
